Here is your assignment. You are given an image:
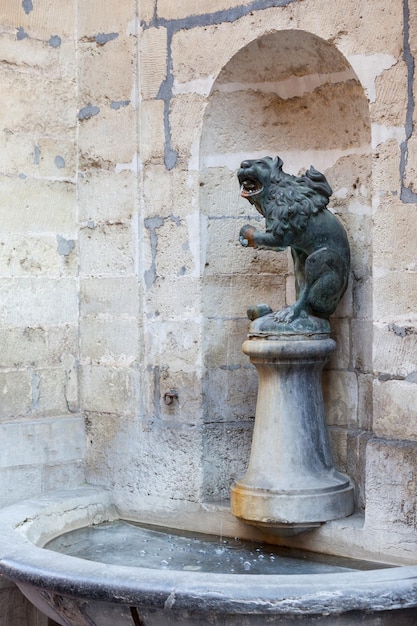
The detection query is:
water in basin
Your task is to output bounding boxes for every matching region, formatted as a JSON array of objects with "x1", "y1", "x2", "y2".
[{"x1": 45, "y1": 521, "x2": 391, "y2": 575}]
